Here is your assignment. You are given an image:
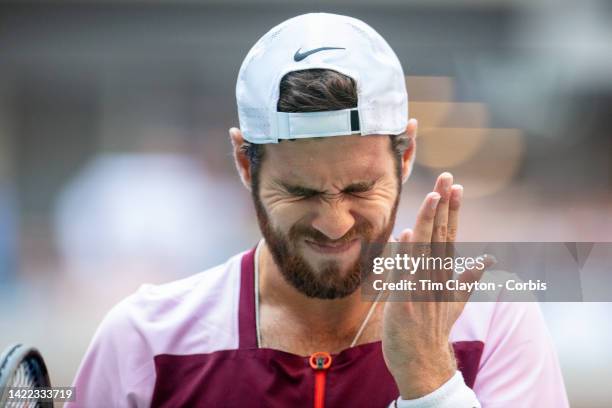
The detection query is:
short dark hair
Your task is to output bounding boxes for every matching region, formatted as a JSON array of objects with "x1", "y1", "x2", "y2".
[{"x1": 241, "y1": 69, "x2": 411, "y2": 193}]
